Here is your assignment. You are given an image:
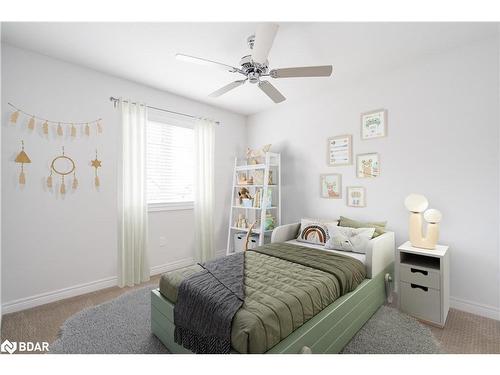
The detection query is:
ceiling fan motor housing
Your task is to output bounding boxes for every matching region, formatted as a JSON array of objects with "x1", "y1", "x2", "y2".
[{"x1": 239, "y1": 55, "x2": 269, "y2": 83}]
